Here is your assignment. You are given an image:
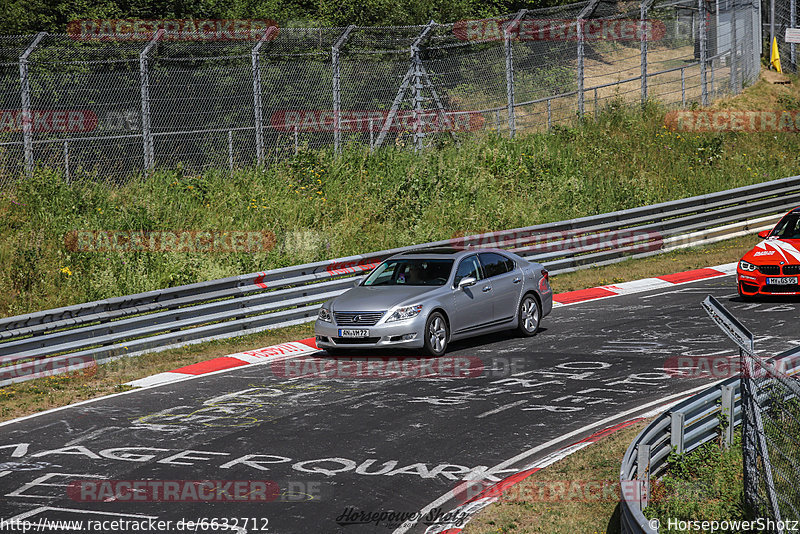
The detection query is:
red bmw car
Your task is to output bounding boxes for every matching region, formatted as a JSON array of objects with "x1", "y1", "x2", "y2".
[{"x1": 737, "y1": 207, "x2": 800, "y2": 297}]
